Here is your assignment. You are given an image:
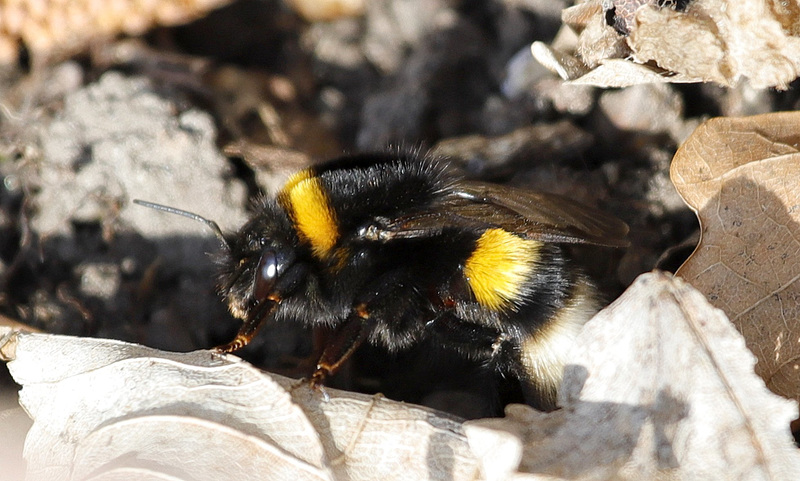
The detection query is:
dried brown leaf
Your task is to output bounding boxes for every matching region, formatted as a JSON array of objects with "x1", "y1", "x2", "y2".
[
  {"x1": 467, "y1": 272, "x2": 800, "y2": 481},
  {"x1": 672, "y1": 111, "x2": 800, "y2": 403}
]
